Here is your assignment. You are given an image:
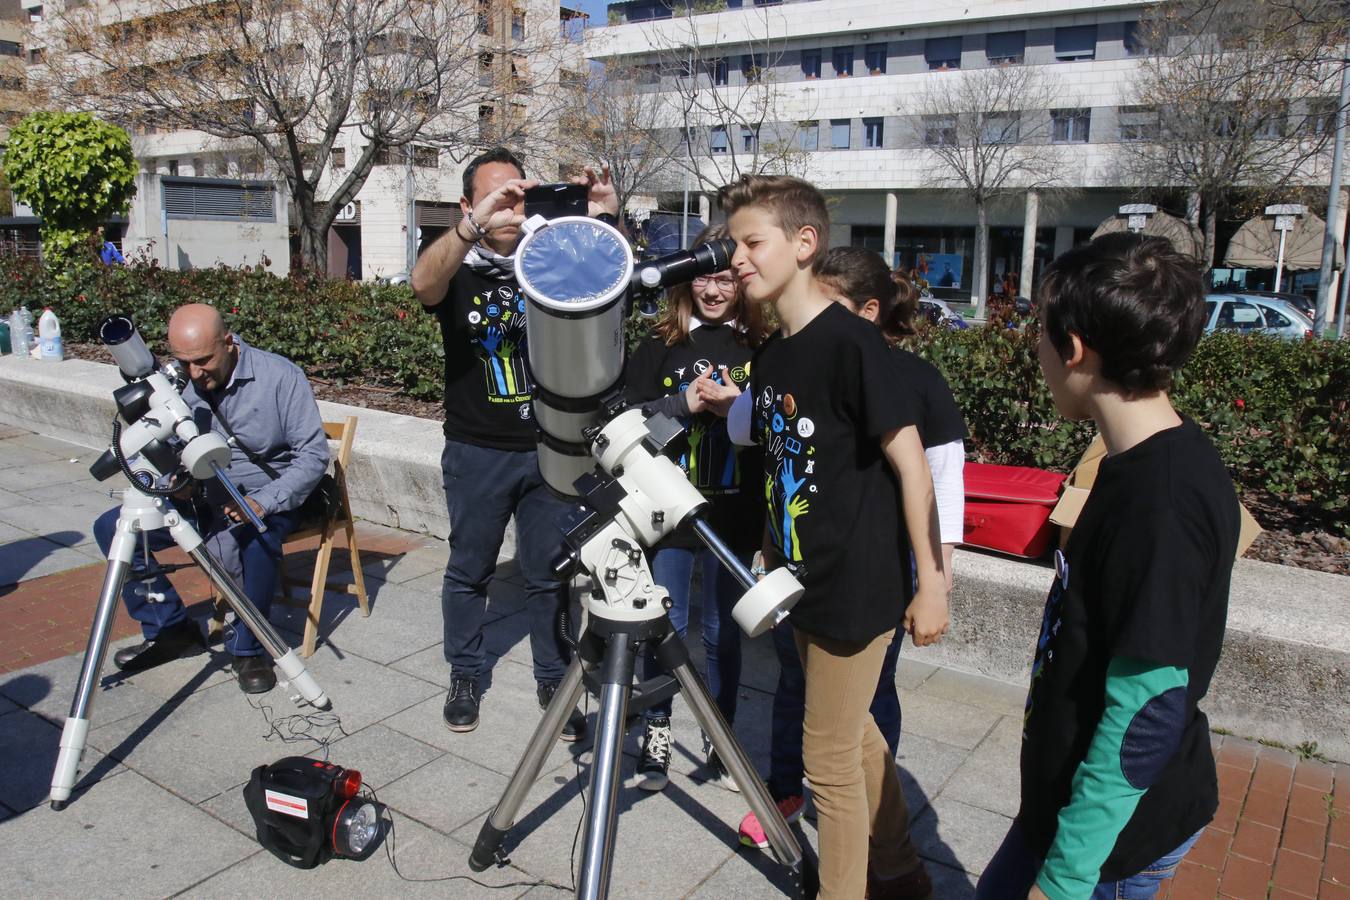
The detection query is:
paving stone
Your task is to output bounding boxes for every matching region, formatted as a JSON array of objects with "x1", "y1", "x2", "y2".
[
  {"x1": 390, "y1": 643, "x2": 455, "y2": 688},
  {"x1": 196, "y1": 779, "x2": 258, "y2": 838},
  {"x1": 0, "y1": 708, "x2": 125, "y2": 813},
  {"x1": 0, "y1": 457, "x2": 101, "y2": 492},
  {"x1": 0, "y1": 651, "x2": 167, "y2": 729},
  {"x1": 896, "y1": 656, "x2": 940, "y2": 691},
  {"x1": 0, "y1": 537, "x2": 101, "y2": 586},
  {"x1": 927, "y1": 860, "x2": 979, "y2": 898},
  {"x1": 897, "y1": 732, "x2": 970, "y2": 819},
  {"x1": 911, "y1": 794, "x2": 1014, "y2": 876},
  {"x1": 186, "y1": 811, "x2": 539, "y2": 899},
  {"x1": 0, "y1": 443, "x2": 66, "y2": 470},
  {"x1": 684, "y1": 829, "x2": 823, "y2": 899},
  {"x1": 938, "y1": 715, "x2": 1023, "y2": 817},
  {"x1": 916, "y1": 667, "x2": 1028, "y2": 717},
  {"x1": 0, "y1": 499, "x2": 103, "y2": 547},
  {"x1": 2, "y1": 432, "x2": 91, "y2": 457},
  {"x1": 268, "y1": 578, "x2": 444, "y2": 665},
  {"x1": 0, "y1": 770, "x2": 259, "y2": 900},
  {"x1": 0, "y1": 519, "x2": 26, "y2": 543},
  {"x1": 894, "y1": 689, "x2": 1001, "y2": 751},
  {"x1": 376, "y1": 748, "x2": 513, "y2": 835},
  {"x1": 324, "y1": 723, "x2": 446, "y2": 791},
  {"x1": 380, "y1": 660, "x2": 582, "y2": 779},
  {"x1": 0, "y1": 801, "x2": 13, "y2": 822},
  {"x1": 361, "y1": 546, "x2": 447, "y2": 585},
  {"x1": 85, "y1": 679, "x2": 324, "y2": 803},
  {"x1": 278, "y1": 642, "x2": 442, "y2": 734},
  {"x1": 0, "y1": 486, "x2": 29, "y2": 509},
  {"x1": 0, "y1": 692, "x2": 16, "y2": 715}
]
